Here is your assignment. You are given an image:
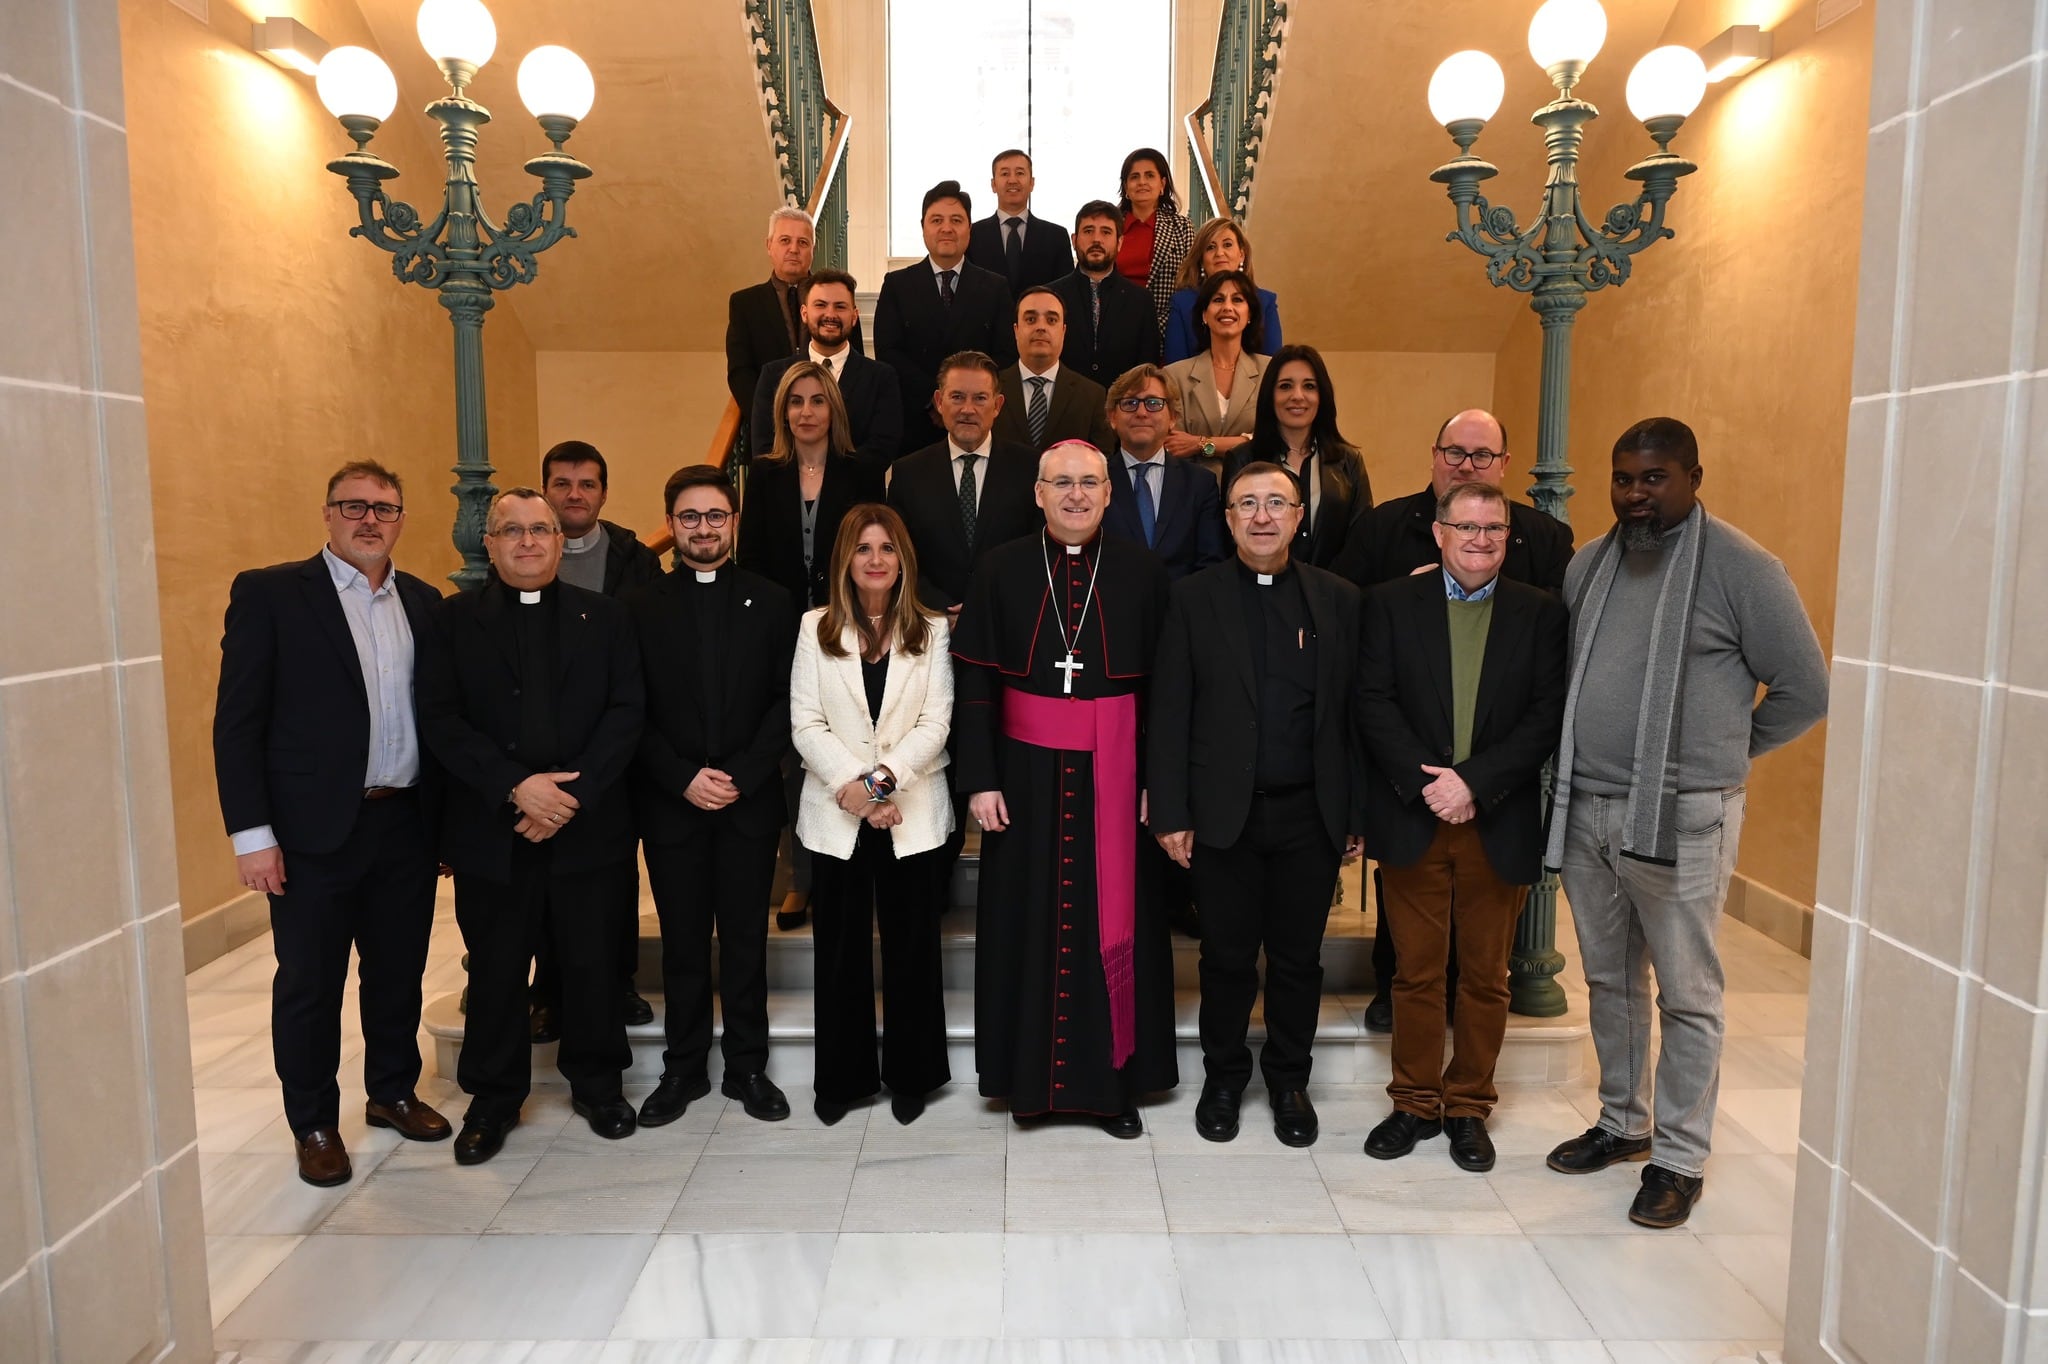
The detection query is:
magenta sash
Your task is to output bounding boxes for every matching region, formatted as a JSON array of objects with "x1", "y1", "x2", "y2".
[{"x1": 1001, "y1": 688, "x2": 1141, "y2": 1068}]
